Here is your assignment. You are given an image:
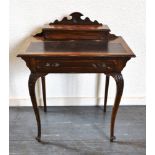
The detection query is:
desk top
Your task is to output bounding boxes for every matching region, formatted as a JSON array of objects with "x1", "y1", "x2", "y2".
[
  {"x1": 17, "y1": 12, "x2": 135, "y2": 58},
  {"x1": 17, "y1": 36, "x2": 135, "y2": 58}
]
